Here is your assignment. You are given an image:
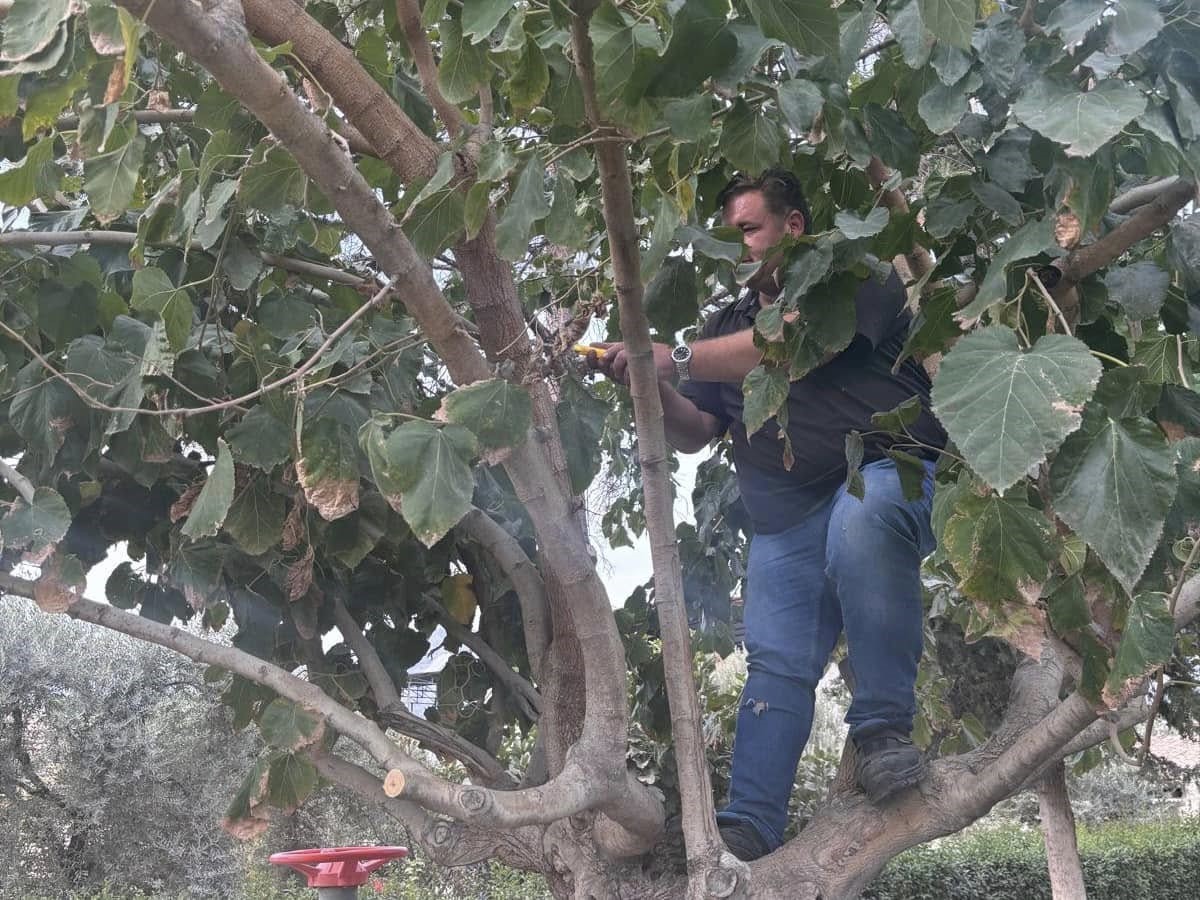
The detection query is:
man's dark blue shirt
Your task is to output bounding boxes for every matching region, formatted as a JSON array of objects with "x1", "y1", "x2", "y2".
[{"x1": 679, "y1": 270, "x2": 946, "y2": 533}]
